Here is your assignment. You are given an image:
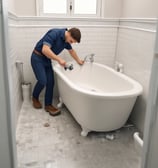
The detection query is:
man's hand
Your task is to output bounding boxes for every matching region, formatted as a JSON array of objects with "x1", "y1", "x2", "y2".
[
  {"x1": 58, "y1": 57, "x2": 66, "y2": 67},
  {"x1": 68, "y1": 49, "x2": 84, "y2": 65},
  {"x1": 77, "y1": 59, "x2": 84, "y2": 65}
]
